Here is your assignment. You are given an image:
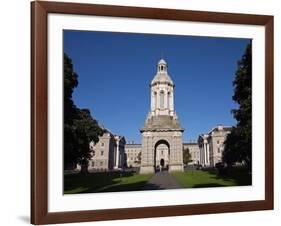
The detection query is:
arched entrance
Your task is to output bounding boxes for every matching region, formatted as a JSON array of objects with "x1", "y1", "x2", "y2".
[{"x1": 154, "y1": 140, "x2": 170, "y2": 172}]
